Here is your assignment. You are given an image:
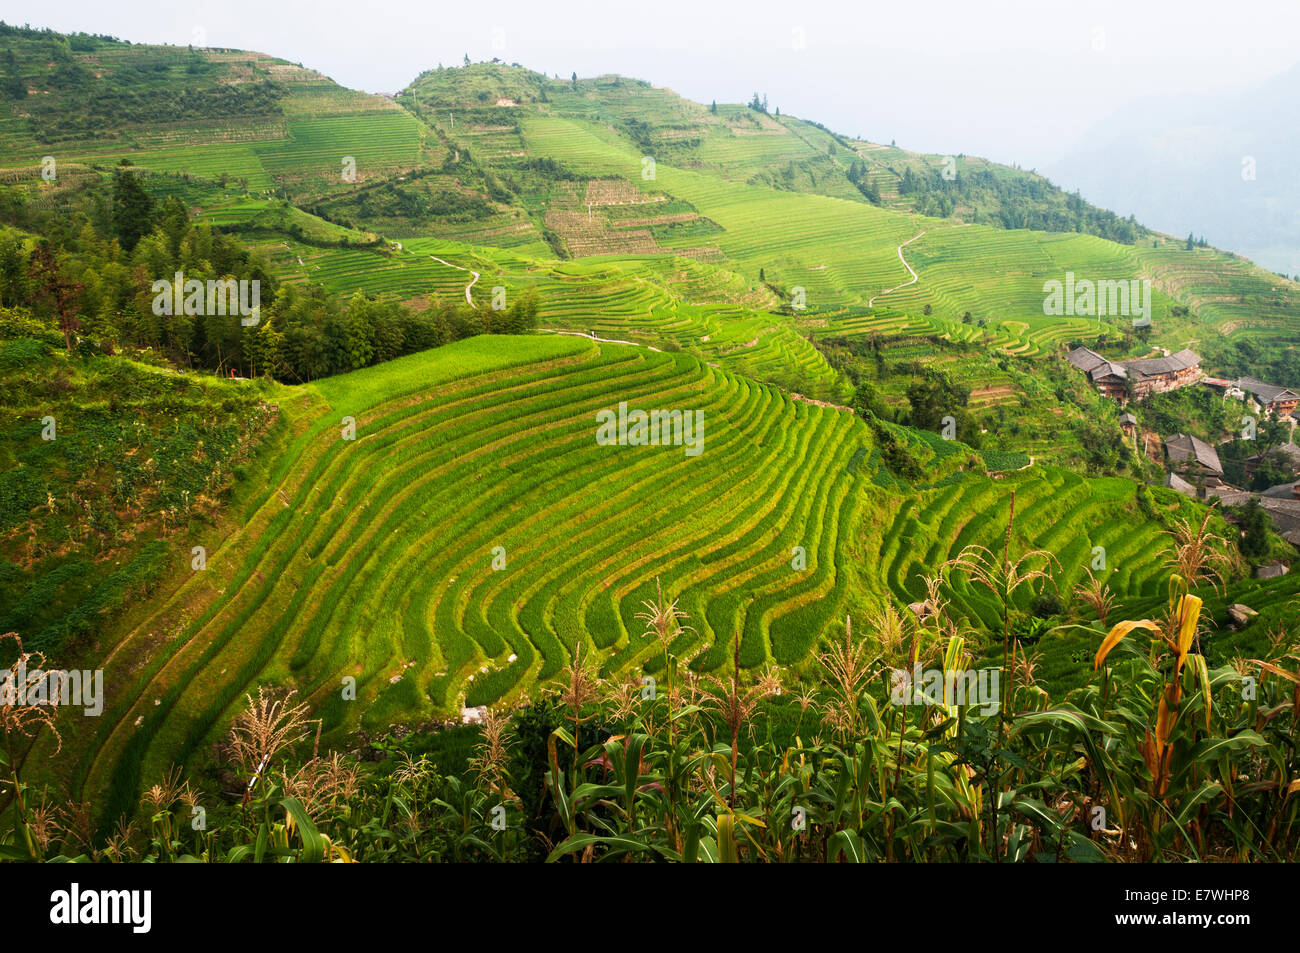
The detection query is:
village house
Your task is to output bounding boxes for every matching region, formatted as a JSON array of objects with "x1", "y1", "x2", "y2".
[
  {"x1": 1064, "y1": 346, "x2": 1203, "y2": 402},
  {"x1": 1165, "y1": 472, "x2": 1197, "y2": 497},
  {"x1": 1236, "y1": 376, "x2": 1300, "y2": 419},
  {"x1": 1125, "y1": 350, "x2": 1204, "y2": 398},
  {"x1": 1165, "y1": 433, "x2": 1223, "y2": 478},
  {"x1": 1260, "y1": 496, "x2": 1300, "y2": 548}
]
